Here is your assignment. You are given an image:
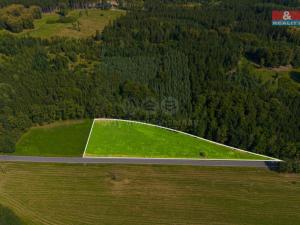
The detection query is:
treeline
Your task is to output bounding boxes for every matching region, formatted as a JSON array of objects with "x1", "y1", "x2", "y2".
[
  {"x1": 0, "y1": 0, "x2": 299, "y2": 170},
  {"x1": 0, "y1": 0, "x2": 144, "y2": 11},
  {"x1": 0, "y1": 4, "x2": 41, "y2": 32},
  {"x1": 0, "y1": 0, "x2": 59, "y2": 11},
  {"x1": 246, "y1": 46, "x2": 299, "y2": 67},
  {"x1": 0, "y1": 0, "x2": 101, "y2": 12}
]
